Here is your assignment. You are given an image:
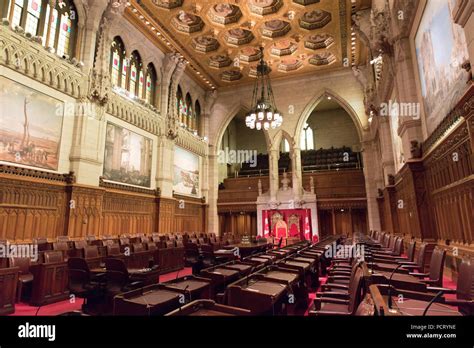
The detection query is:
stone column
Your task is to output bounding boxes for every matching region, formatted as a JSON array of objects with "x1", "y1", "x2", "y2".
[
  {"x1": 156, "y1": 135, "x2": 174, "y2": 198},
  {"x1": 207, "y1": 146, "x2": 220, "y2": 234},
  {"x1": 69, "y1": 101, "x2": 106, "y2": 186},
  {"x1": 454, "y1": 1, "x2": 474, "y2": 65},
  {"x1": 378, "y1": 117, "x2": 396, "y2": 184},
  {"x1": 392, "y1": 38, "x2": 423, "y2": 151},
  {"x1": 268, "y1": 149, "x2": 280, "y2": 201},
  {"x1": 291, "y1": 147, "x2": 302, "y2": 199},
  {"x1": 361, "y1": 139, "x2": 382, "y2": 232}
]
